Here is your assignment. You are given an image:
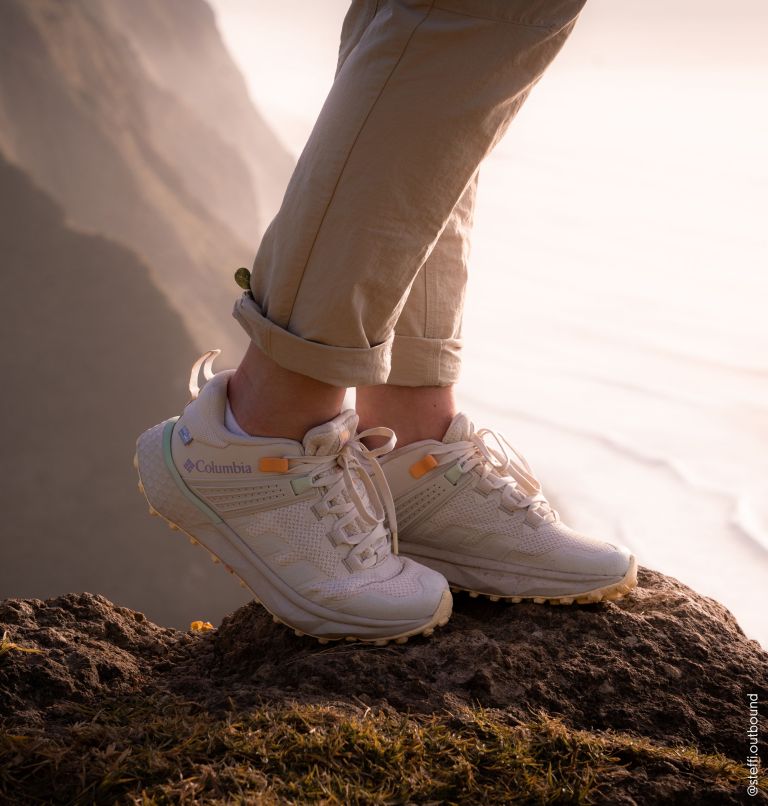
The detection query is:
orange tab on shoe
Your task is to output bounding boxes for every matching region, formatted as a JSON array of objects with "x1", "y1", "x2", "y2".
[
  {"x1": 409, "y1": 454, "x2": 438, "y2": 479},
  {"x1": 259, "y1": 457, "x2": 290, "y2": 473}
]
